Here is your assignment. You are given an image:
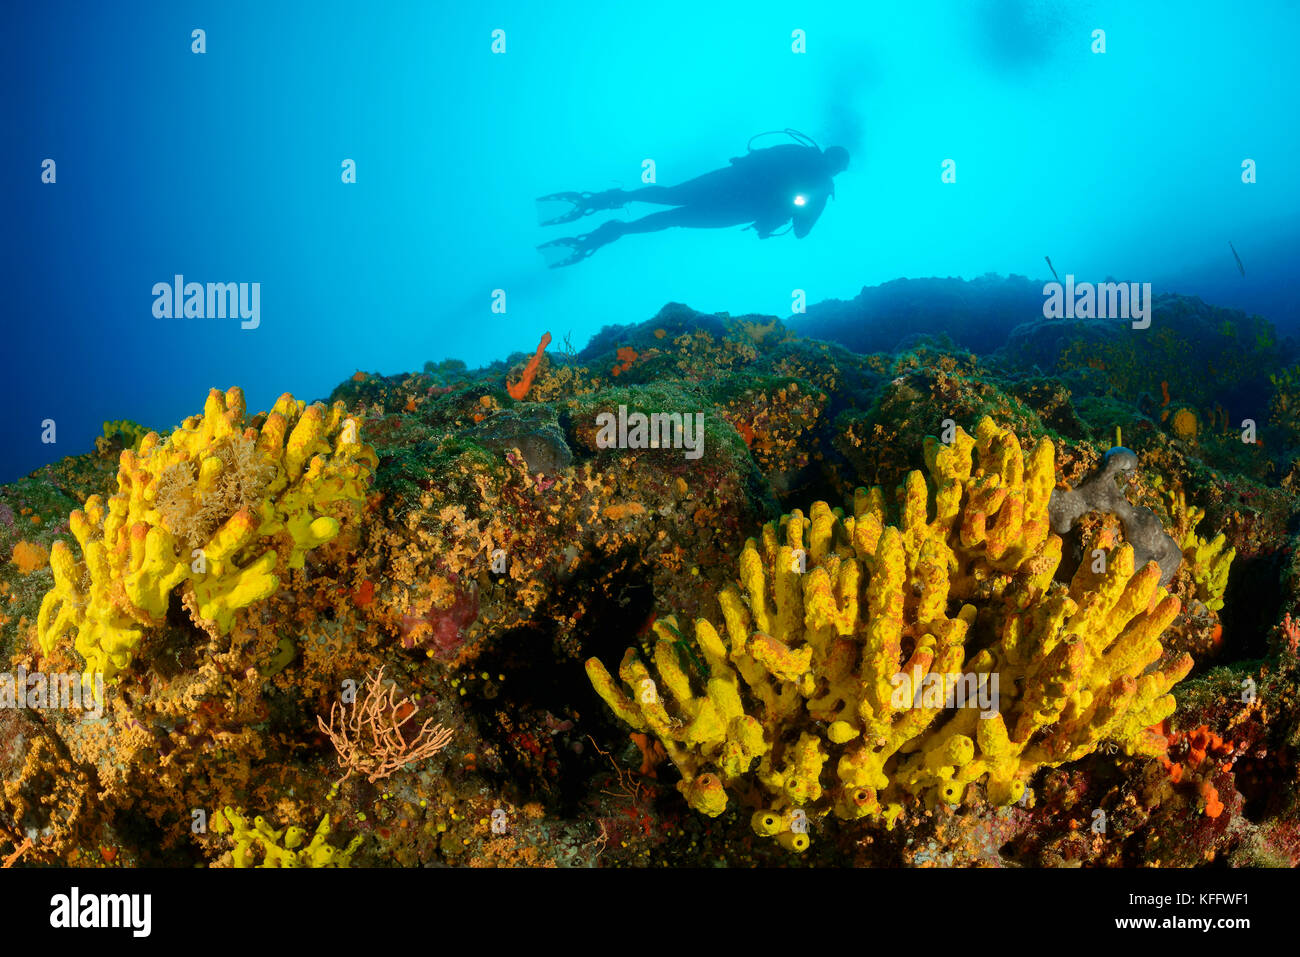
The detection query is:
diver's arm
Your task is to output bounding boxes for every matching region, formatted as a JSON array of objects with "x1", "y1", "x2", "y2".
[
  {"x1": 792, "y1": 190, "x2": 829, "y2": 238},
  {"x1": 752, "y1": 216, "x2": 788, "y2": 239}
]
